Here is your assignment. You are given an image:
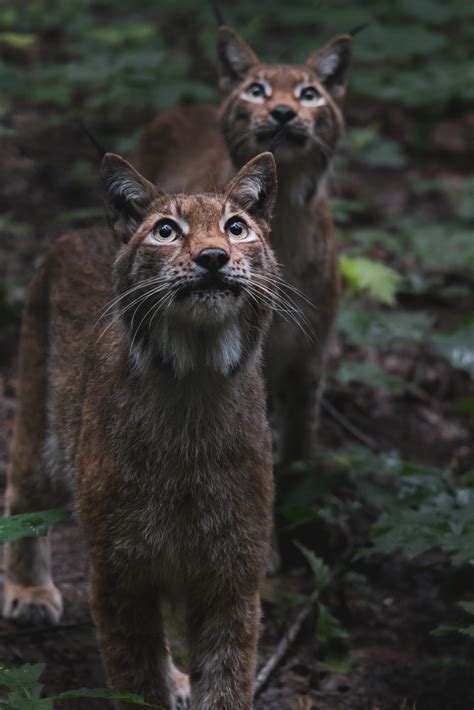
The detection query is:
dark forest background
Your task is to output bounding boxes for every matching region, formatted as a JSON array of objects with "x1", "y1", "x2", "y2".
[{"x1": 0, "y1": 1, "x2": 473, "y2": 708}]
